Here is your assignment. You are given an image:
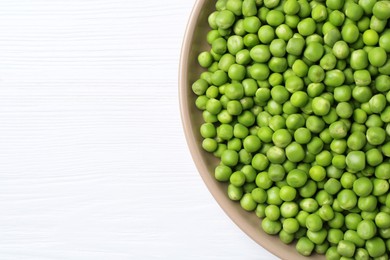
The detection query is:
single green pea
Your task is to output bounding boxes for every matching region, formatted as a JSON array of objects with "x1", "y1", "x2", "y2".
[
  {"x1": 285, "y1": 14, "x2": 300, "y2": 29},
  {"x1": 334, "y1": 85, "x2": 352, "y2": 102},
  {"x1": 266, "y1": 10, "x2": 285, "y2": 26},
  {"x1": 267, "y1": 186, "x2": 283, "y2": 206},
  {"x1": 375, "y1": 163, "x2": 390, "y2": 180},
  {"x1": 307, "y1": 83, "x2": 325, "y2": 98},
  {"x1": 298, "y1": 178, "x2": 317, "y2": 197},
  {"x1": 350, "y1": 50, "x2": 369, "y2": 71},
  {"x1": 328, "y1": 228, "x2": 344, "y2": 244},
  {"x1": 251, "y1": 153, "x2": 269, "y2": 171},
  {"x1": 329, "y1": 10, "x2": 345, "y2": 26},
  {"x1": 268, "y1": 57, "x2": 288, "y2": 73},
  {"x1": 336, "y1": 102, "x2": 353, "y2": 119},
  {"x1": 333, "y1": 41, "x2": 350, "y2": 59},
  {"x1": 320, "y1": 53, "x2": 337, "y2": 71},
  {"x1": 242, "y1": 0, "x2": 257, "y2": 17},
  {"x1": 296, "y1": 237, "x2": 315, "y2": 256},
  {"x1": 279, "y1": 230, "x2": 295, "y2": 244},
  {"x1": 357, "y1": 219, "x2": 377, "y2": 240},
  {"x1": 285, "y1": 76, "x2": 304, "y2": 93},
  {"x1": 286, "y1": 168, "x2": 307, "y2": 188},
  {"x1": 243, "y1": 33, "x2": 260, "y2": 48},
  {"x1": 370, "y1": 15, "x2": 387, "y2": 33},
  {"x1": 298, "y1": 0, "x2": 311, "y2": 18},
  {"x1": 230, "y1": 170, "x2": 246, "y2": 187},
  {"x1": 290, "y1": 91, "x2": 309, "y2": 108},
  {"x1": 249, "y1": 63, "x2": 270, "y2": 81},
  {"x1": 379, "y1": 31, "x2": 390, "y2": 52},
  {"x1": 324, "y1": 69, "x2": 345, "y2": 87},
  {"x1": 283, "y1": 0, "x2": 300, "y2": 15},
  {"x1": 369, "y1": 94, "x2": 387, "y2": 114},
  {"x1": 366, "y1": 126, "x2": 386, "y2": 145},
  {"x1": 337, "y1": 240, "x2": 355, "y2": 258},
  {"x1": 368, "y1": 47, "x2": 387, "y2": 67},
  {"x1": 341, "y1": 23, "x2": 359, "y2": 43},
  {"x1": 312, "y1": 4, "x2": 327, "y2": 22},
  {"x1": 236, "y1": 49, "x2": 251, "y2": 65},
  {"x1": 279, "y1": 186, "x2": 297, "y2": 202},
  {"x1": 304, "y1": 42, "x2": 324, "y2": 62},
  {"x1": 215, "y1": 10, "x2": 236, "y2": 30},
  {"x1": 306, "y1": 116, "x2": 325, "y2": 134},
  {"x1": 262, "y1": 217, "x2": 282, "y2": 235},
  {"x1": 292, "y1": 59, "x2": 308, "y2": 78},
  {"x1": 286, "y1": 38, "x2": 306, "y2": 57},
  {"x1": 243, "y1": 16, "x2": 261, "y2": 34},
  {"x1": 373, "y1": 1, "x2": 390, "y2": 20},
  {"x1": 308, "y1": 65, "x2": 325, "y2": 83},
  {"x1": 329, "y1": 121, "x2": 348, "y2": 140},
  {"x1": 240, "y1": 193, "x2": 257, "y2": 211},
  {"x1": 271, "y1": 85, "x2": 290, "y2": 104},
  {"x1": 214, "y1": 164, "x2": 232, "y2": 182},
  {"x1": 266, "y1": 146, "x2": 286, "y2": 164},
  {"x1": 258, "y1": 25, "x2": 275, "y2": 44},
  {"x1": 297, "y1": 18, "x2": 316, "y2": 36},
  {"x1": 366, "y1": 238, "x2": 387, "y2": 258},
  {"x1": 312, "y1": 97, "x2": 330, "y2": 116},
  {"x1": 227, "y1": 184, "x2": 243, "y2": 201},
  {"x1": 337, "y1": 189, "x2": 357, "y2": 210},
  {"x1": 275, "y1": 24, "x2": 293, "y2": 41},
  {"x1": 221, "y1": 149, "x2": 239, "y2": 166},
  {"x1": 345, "y1": 2, "x2": 364, "y2": 21}
]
